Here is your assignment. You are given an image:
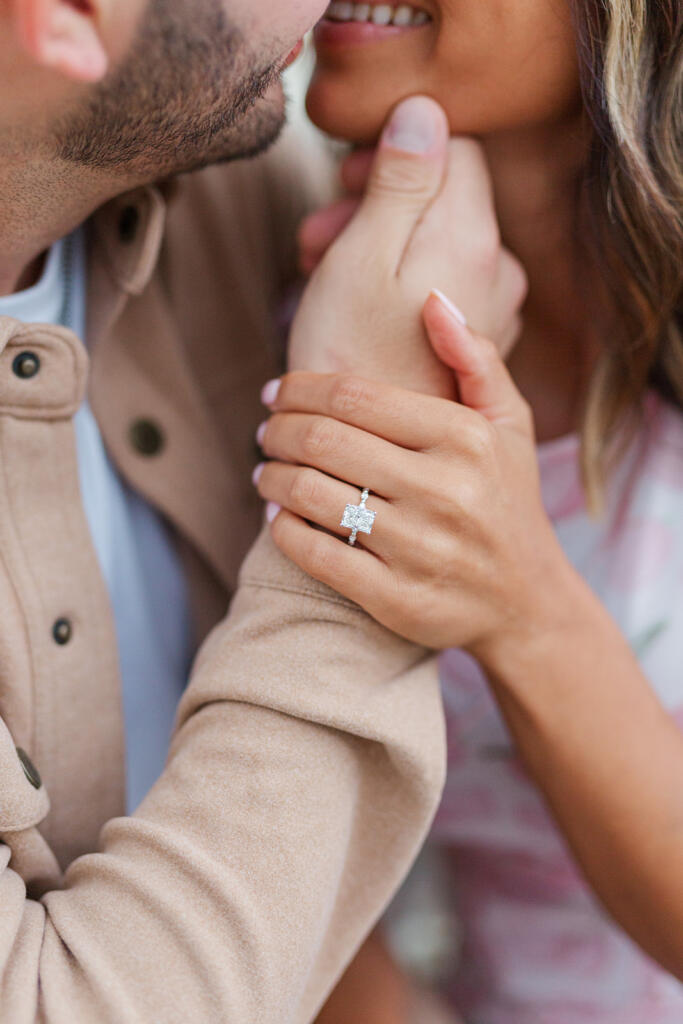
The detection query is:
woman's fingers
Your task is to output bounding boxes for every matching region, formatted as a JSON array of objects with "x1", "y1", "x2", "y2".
[
  {"x1": 260, "y1": 309, "x2": 533, "y2": 475},
  {"x1": 423, "y1": 290, "x2": 534, "y2": 435},
  {"x1": 258, "y1": 412, "x2": 417, "y2": 497},
  {"x1": 254, "y1": 461, "x2": 402, "y2": 556},
  {"x1": 269, "y1": 509, "x2": 390, "y2": 608},
  {"x1": 263, "y1": 373, "x2": 469, "y2": 452}
]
